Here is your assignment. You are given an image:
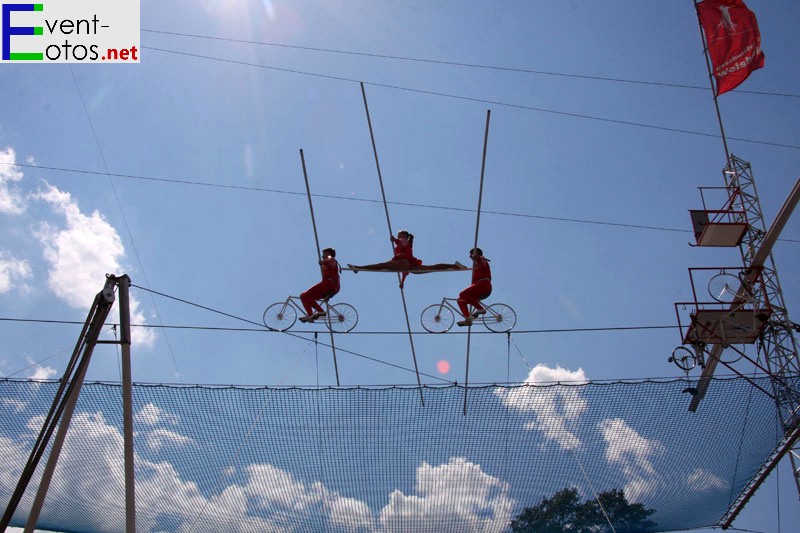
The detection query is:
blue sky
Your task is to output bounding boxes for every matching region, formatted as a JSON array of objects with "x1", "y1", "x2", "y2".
[{"x1": 1, "y1": 0, "x2": 799, "y2": 531}]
